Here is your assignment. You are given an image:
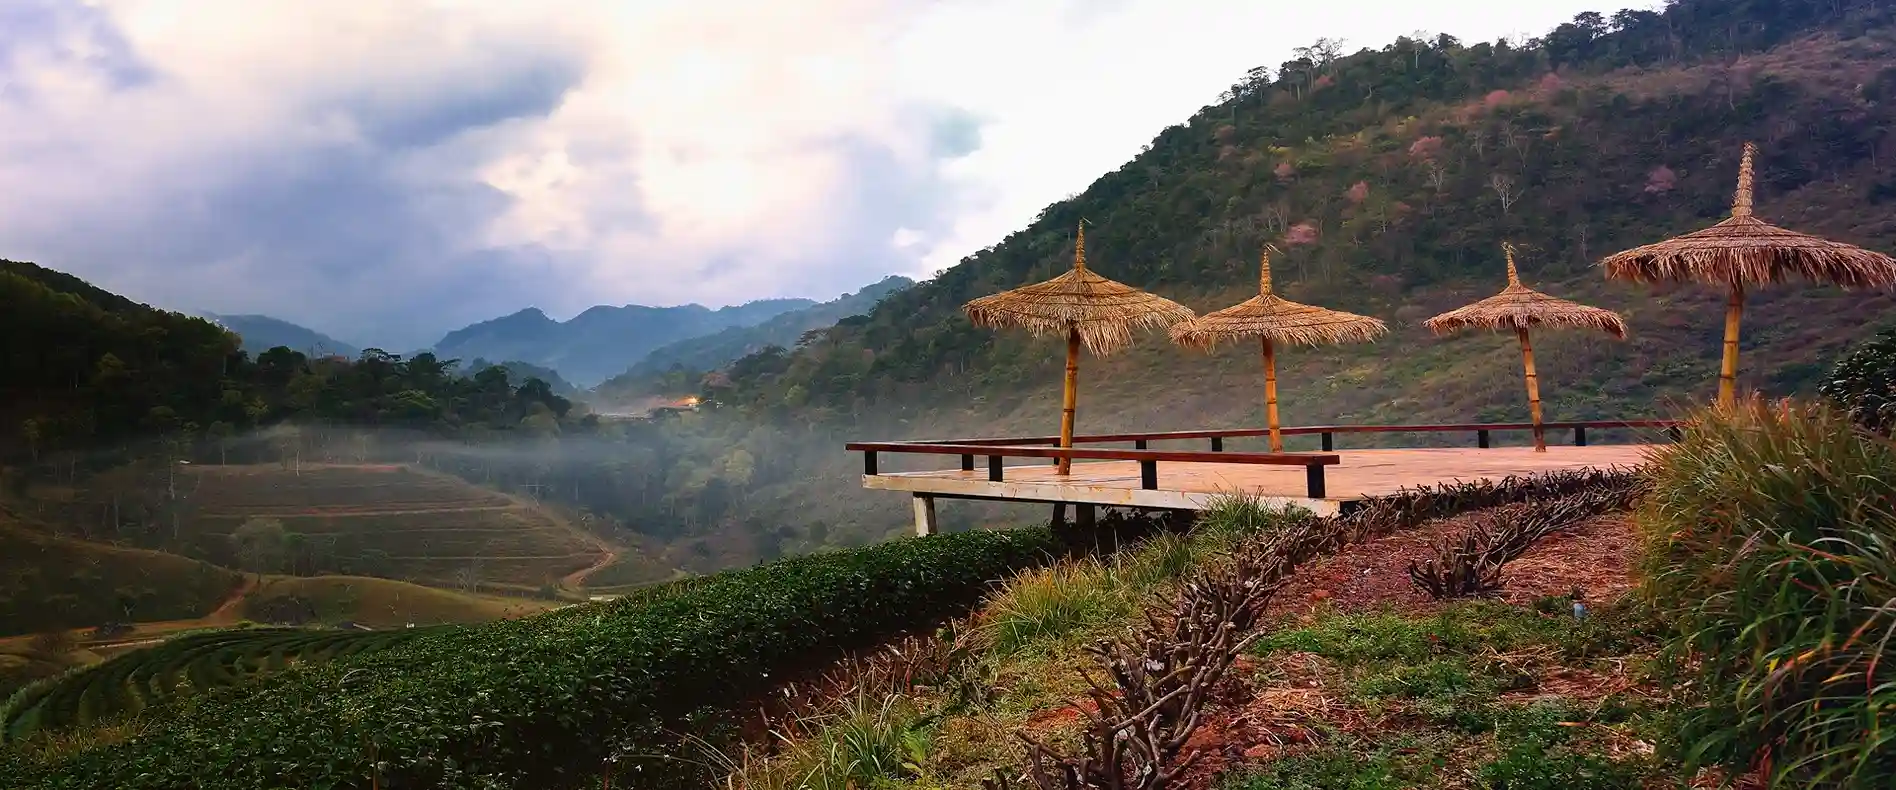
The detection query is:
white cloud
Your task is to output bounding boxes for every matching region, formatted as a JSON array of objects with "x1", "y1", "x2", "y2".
[{"x1": 0, "y1": 0, "x2": 1637, "y2": 348}]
